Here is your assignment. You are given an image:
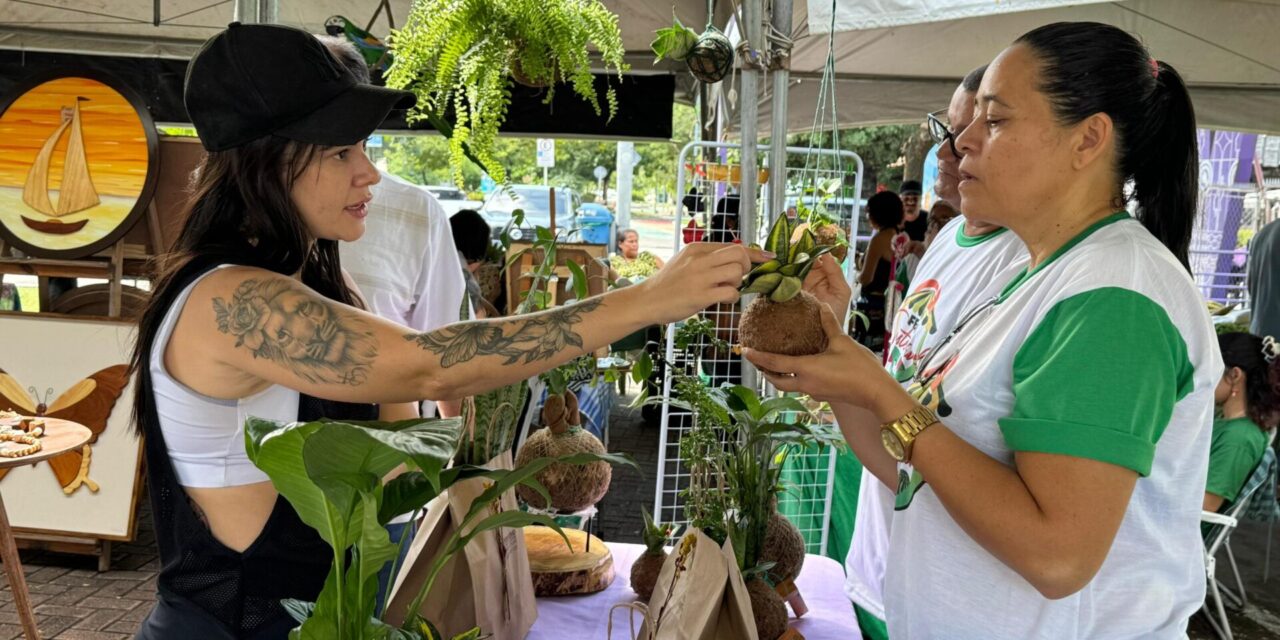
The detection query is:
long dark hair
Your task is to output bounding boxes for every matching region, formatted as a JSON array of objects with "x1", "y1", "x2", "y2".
[
  {"x1": 129, "y1": 135, "x2": 363, "y2": 433},
  {"x1": 1016, "y1": 22, "x2": 1198, "y2": 269},
  {"x1": 1219, "y1": 332, "x2": 1280, "y2": 430}
]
